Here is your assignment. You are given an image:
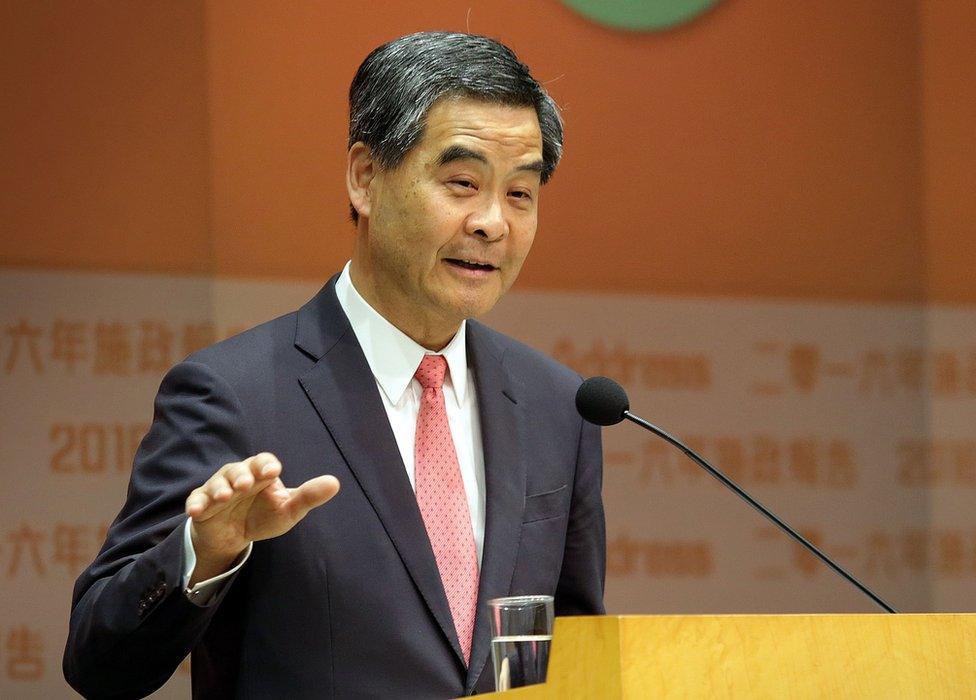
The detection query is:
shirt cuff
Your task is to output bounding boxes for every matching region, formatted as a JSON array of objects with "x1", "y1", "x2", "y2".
[{"x1": 181, "y1": 518, "x2": 252, "y2": 607}]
